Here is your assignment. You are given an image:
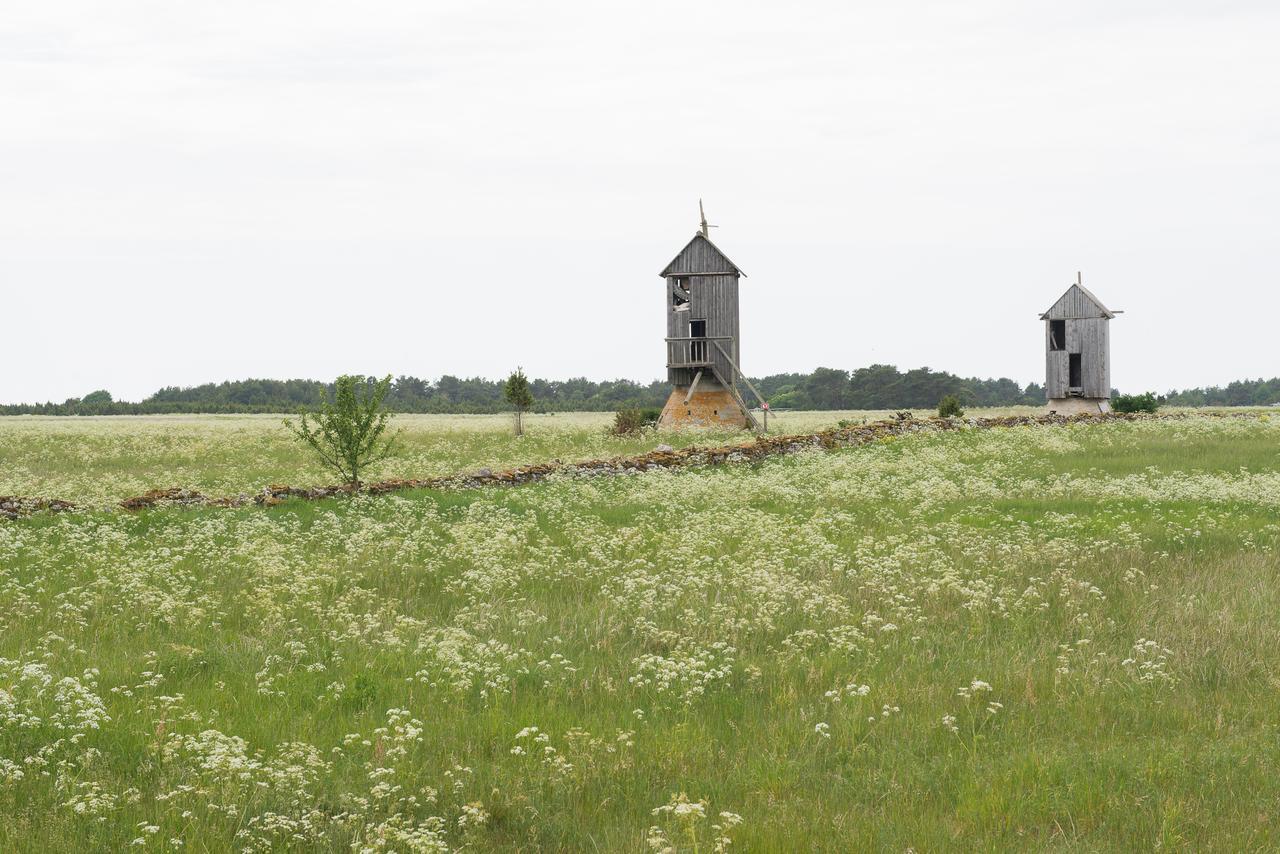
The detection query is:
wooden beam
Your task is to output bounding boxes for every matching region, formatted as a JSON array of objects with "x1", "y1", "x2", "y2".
[
  {"x1": 684, "y1": 371, "x2": 703, "y2": 404},
  {"x1": 709, "y1": 365, "x2": 760, "y2": 431},
  {"x1": 712, "y1": 341, "x2": 768, "y2": 409}
]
